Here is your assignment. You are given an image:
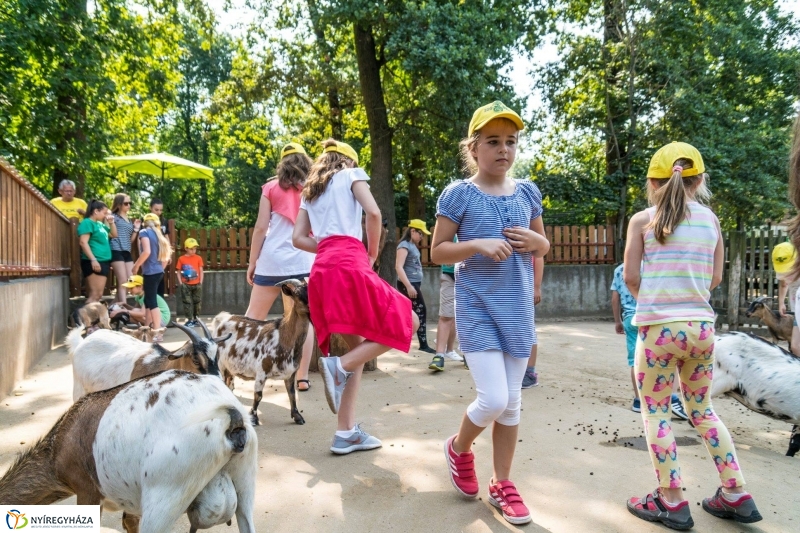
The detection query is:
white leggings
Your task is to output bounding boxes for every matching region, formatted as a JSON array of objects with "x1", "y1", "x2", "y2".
[{"x1": 464, "y1": 350, "x2": 529, "y2": 427}]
